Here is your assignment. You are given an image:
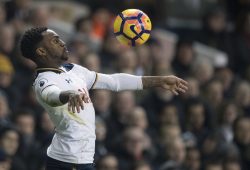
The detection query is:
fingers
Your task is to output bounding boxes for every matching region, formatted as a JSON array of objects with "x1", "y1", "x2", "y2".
[
  {"x1": 177, "y1": 83, "x2": 188, "y2": 93},
  {"x1": 171, "y1": 89, "x2": 179, "y2": 95},
  {"x1": 176, "y1": 78, "x2": 189, "y2": 93},
  {"x1": 68, "y1": 93, "x2": 86, "y2": 113}
]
